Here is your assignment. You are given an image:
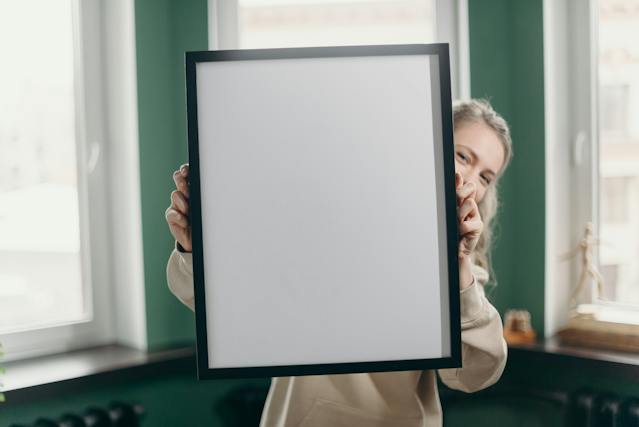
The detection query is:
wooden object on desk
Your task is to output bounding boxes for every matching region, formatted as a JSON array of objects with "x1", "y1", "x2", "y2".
[{"x1": 556, "y1": 304, "x2": 639, "y2": 353}]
